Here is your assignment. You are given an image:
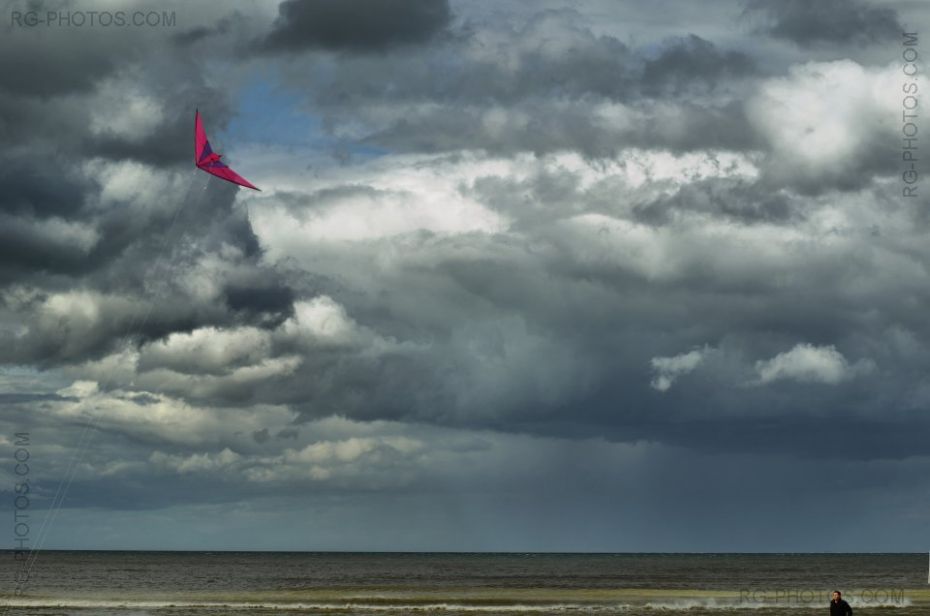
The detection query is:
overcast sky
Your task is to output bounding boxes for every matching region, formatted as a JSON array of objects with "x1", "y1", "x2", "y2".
[{"x1": 1, "y1": 0, "x2": 929, "y2": 551}]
